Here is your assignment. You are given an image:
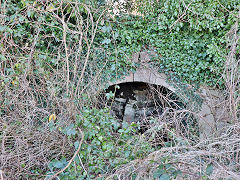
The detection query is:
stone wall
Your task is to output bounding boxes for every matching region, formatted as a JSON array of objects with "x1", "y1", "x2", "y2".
[
  {"x1": 107, "y1": 50, "x2": 228, "y2": 139},
  {"x1": 108, "y1": 82, "x2": 181, "y2": 125}
]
